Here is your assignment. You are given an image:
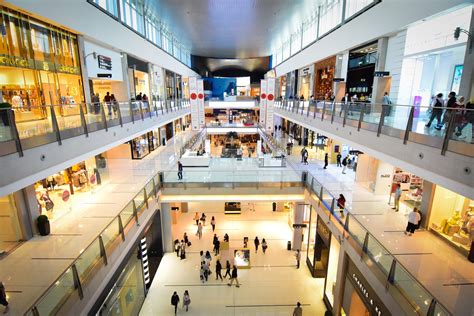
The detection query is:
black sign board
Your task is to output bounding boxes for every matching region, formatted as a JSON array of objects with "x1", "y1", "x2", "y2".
[
  {"x1": 97, "y1": 73, "x2": 112, "y2": 78},
  {"x1": 374, "y1": 71, "x2": 390, "y2": 77},
  {"x1": 333, "y1": 78, "x2": 345, "y2": 82},
  {"x1": 292, "y1": 223, "x2": 307, "y2": 228},
  {"x1": 98, "y1": 55, "x2": 112, "y2": 71}
]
